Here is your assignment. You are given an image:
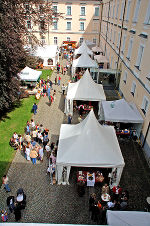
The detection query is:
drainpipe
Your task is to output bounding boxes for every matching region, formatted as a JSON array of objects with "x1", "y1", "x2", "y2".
[
  {"x1": 142, "y1": 122, "x2": 150, "y2": 148},
  {"x1": 104, "y1": 1, "x2": 110, "y2": 56},
  {"x1": 99, "y1": 1, "x2": 103, "y2": 47}
]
